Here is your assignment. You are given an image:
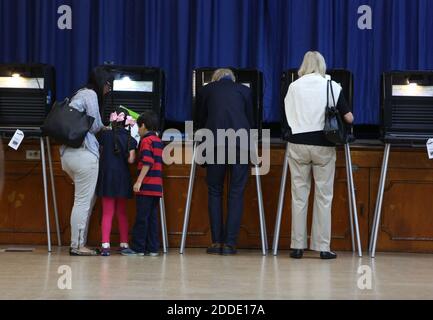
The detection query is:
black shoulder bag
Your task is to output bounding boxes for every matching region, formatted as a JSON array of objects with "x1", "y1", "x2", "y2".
[
  {"x1": 41, "y1": 95, "x2": 95, "y2": 148},
  {"x1": 323, "y1": 80, "x2": 347, "y2": 145}
]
